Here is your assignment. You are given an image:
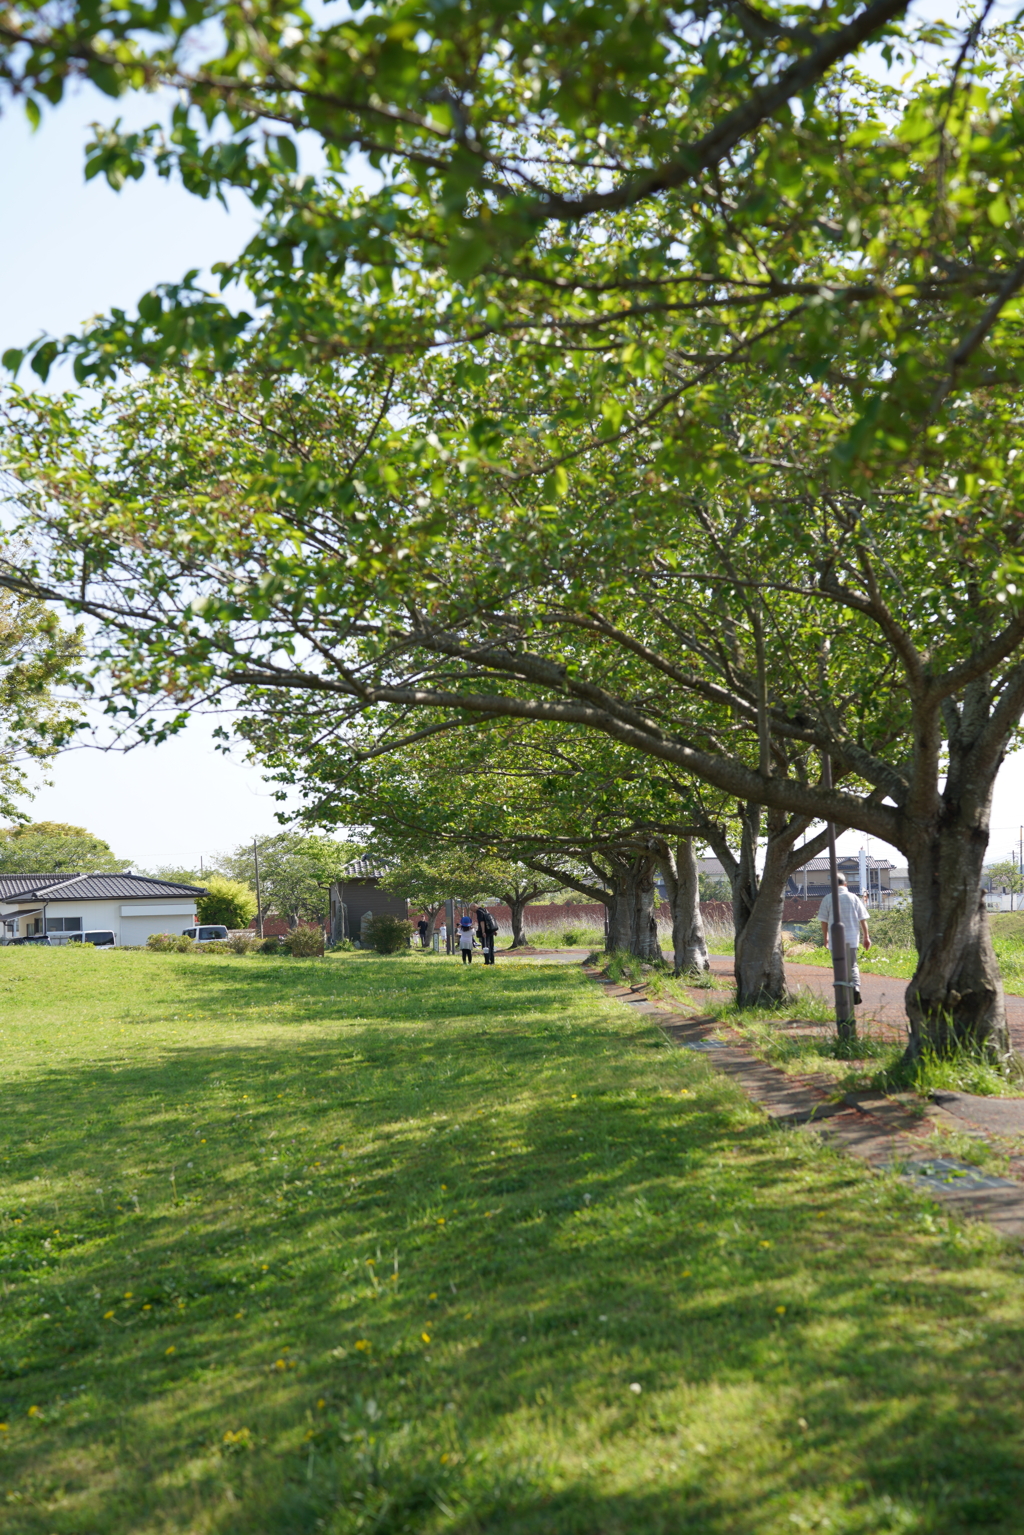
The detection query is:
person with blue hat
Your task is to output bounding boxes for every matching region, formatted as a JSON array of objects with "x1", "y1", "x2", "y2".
[{"x1": 458, "y1": 915, "x2": 475, "y2": 964}]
